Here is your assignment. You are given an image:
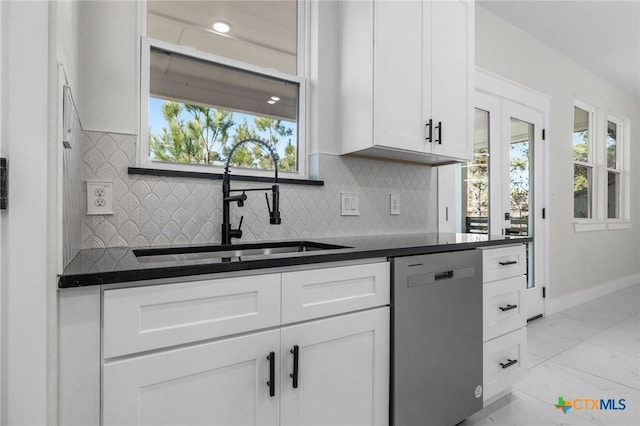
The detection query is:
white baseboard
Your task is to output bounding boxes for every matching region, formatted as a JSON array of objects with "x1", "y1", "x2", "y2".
[{"x1": 546, "y1": 274, "x2": 640, "y2": 315}]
